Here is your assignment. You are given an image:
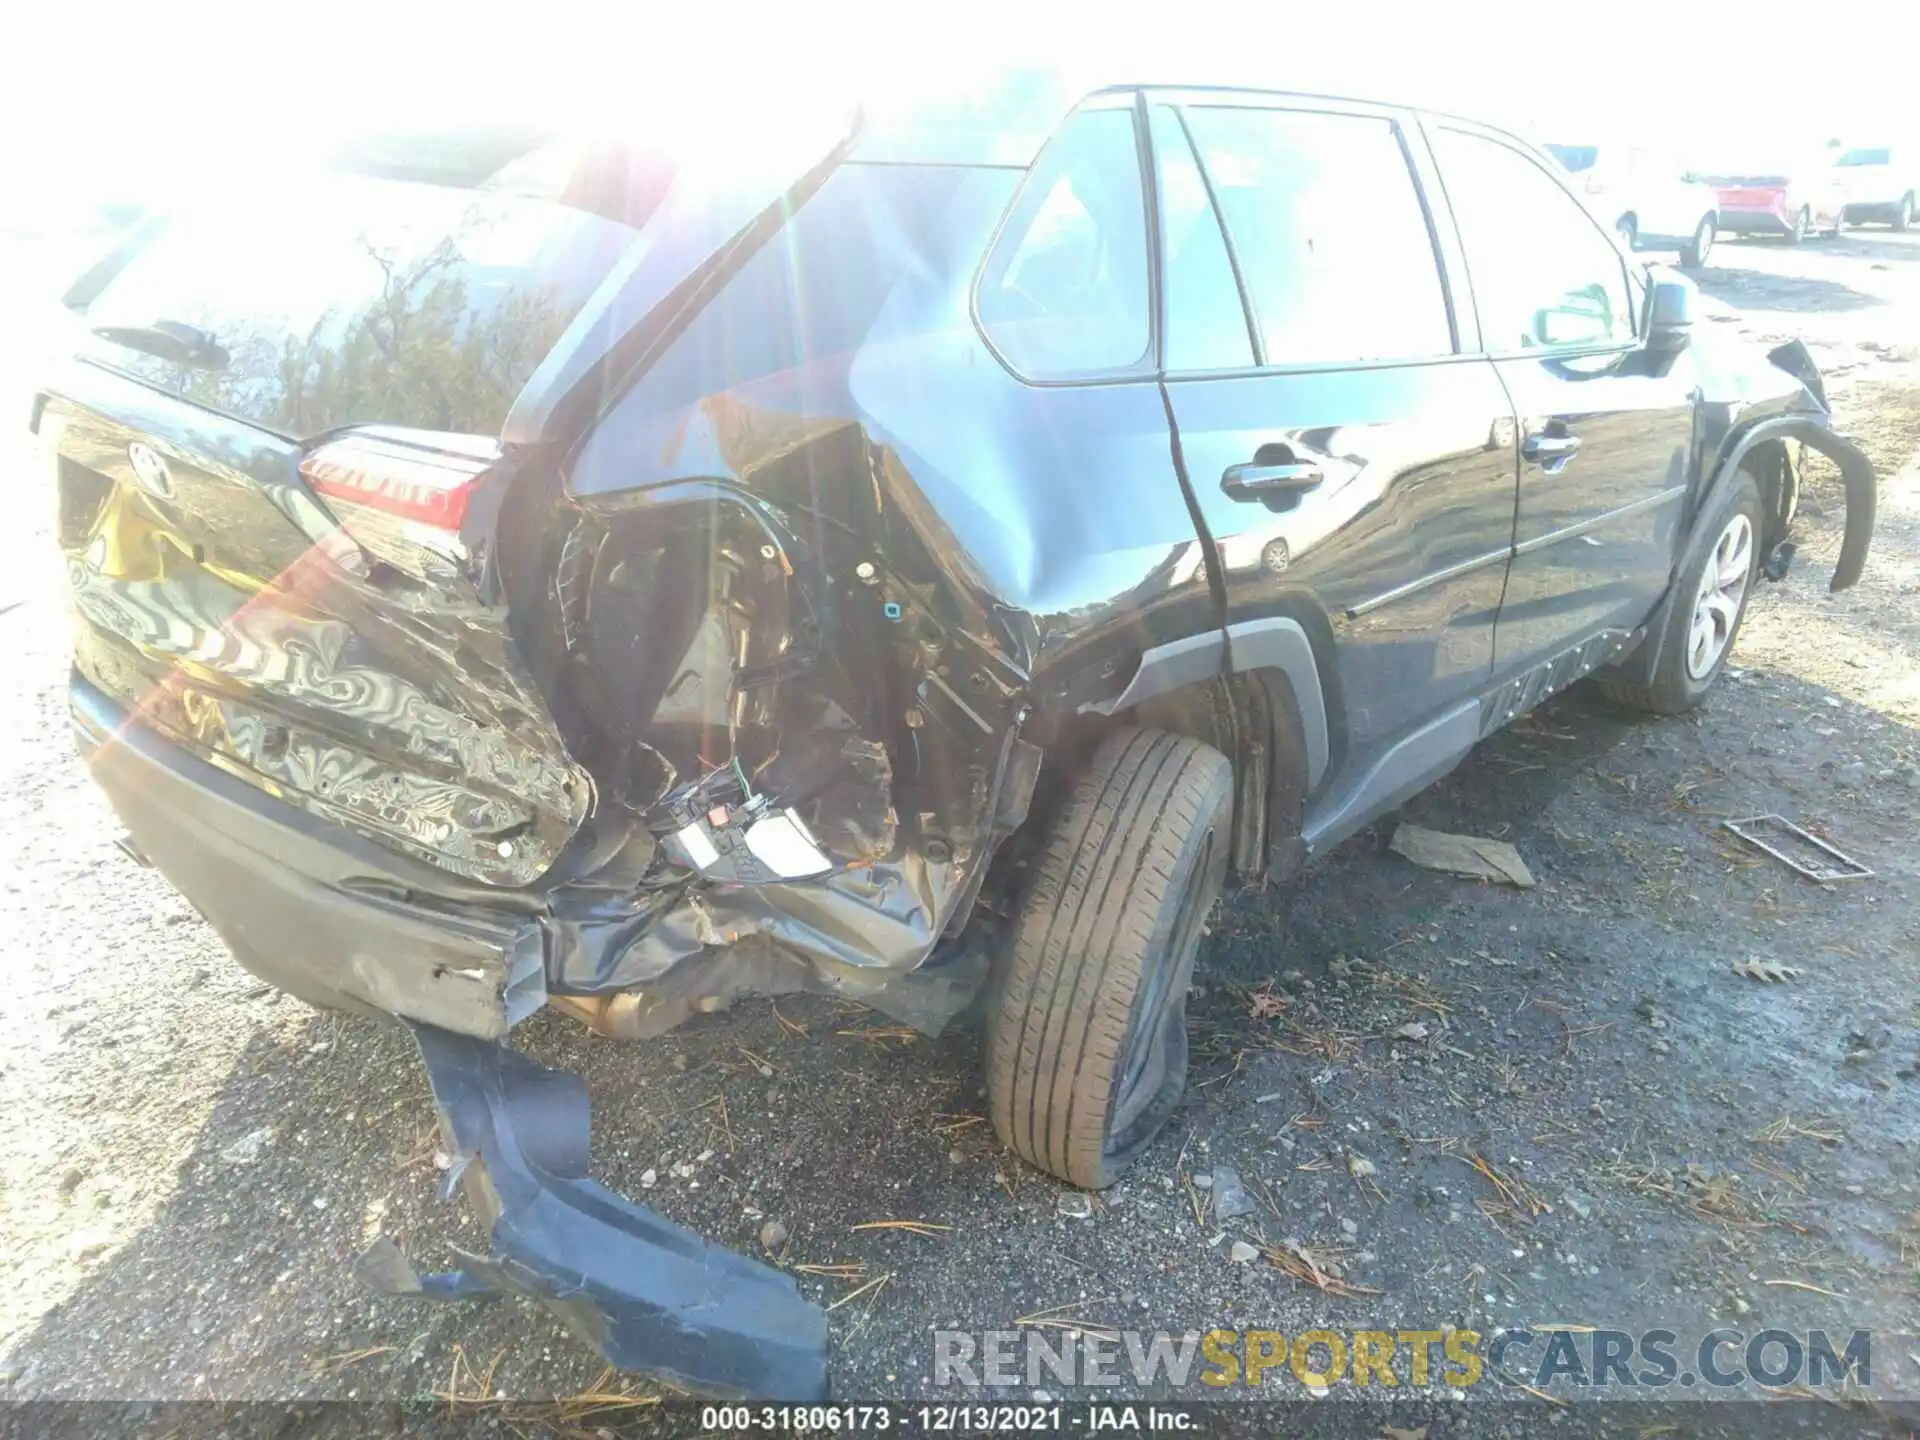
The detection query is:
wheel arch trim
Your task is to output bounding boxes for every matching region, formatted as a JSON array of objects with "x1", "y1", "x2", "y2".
[
  {"x1": 1613, "y1": 412, "x2": 1875, "y2": 688},
  {"x1": 1084, "y1": 617, "x2": 1330, "y2": 790},
  {"x1": 1708, "y1": 414, "x2": 1874, "y2": 592}
]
